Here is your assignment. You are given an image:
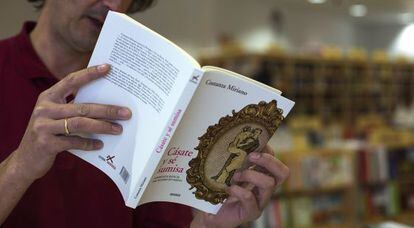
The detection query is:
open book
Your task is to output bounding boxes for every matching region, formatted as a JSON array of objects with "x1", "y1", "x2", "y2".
[{"x1": 71, "y1": 11, "x2": 295, "y2": 214}]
